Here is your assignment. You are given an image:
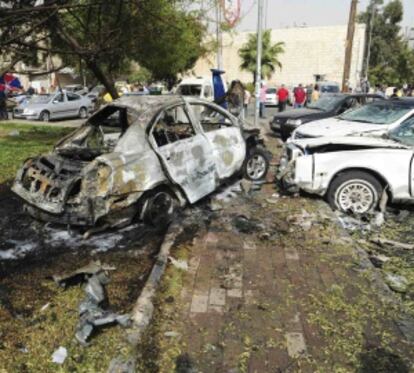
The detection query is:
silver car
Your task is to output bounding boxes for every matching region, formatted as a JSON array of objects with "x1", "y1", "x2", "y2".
[
  {"x1": 13, "y1": 91, "x2": 91, "y2": 121},
  {"x1": 12, "y1": 95, "x2": 270, "y2": 227}
]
